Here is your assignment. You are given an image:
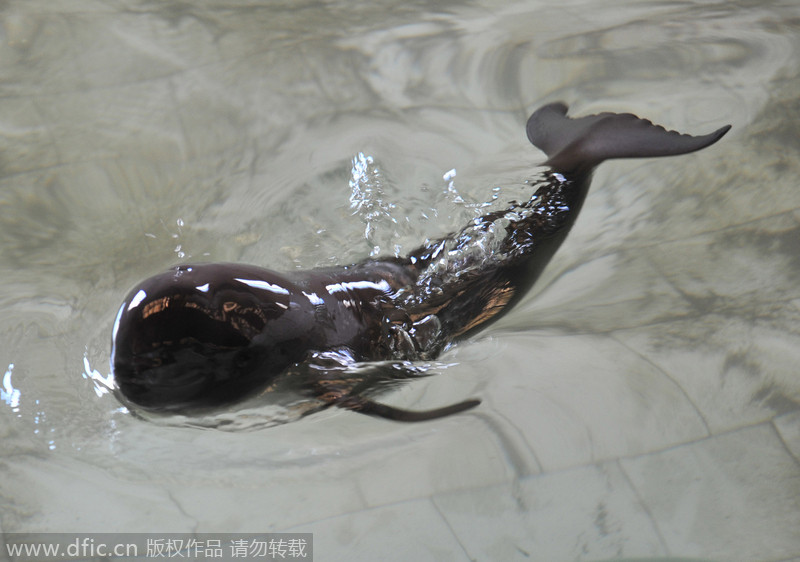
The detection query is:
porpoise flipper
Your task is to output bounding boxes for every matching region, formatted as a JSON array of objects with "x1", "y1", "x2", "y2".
[
  {"x1": 303, "y1": 355, "x2": 481, "y2": 422},
  {"x1": 526, "y1": 102, "x2": 731, "y2": 173},
  {"x1": 340, "y1": 396, "x2": 481, "y2": 422}
]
